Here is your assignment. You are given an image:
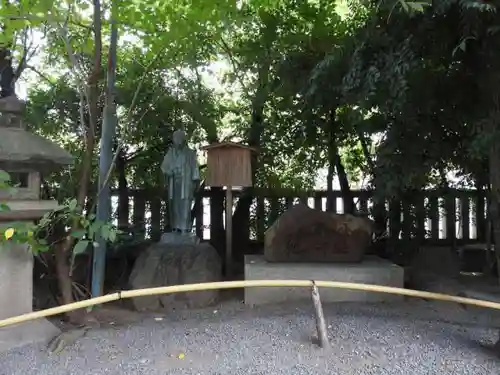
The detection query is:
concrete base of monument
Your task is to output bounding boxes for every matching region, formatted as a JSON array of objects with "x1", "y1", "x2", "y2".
[
  {"x1": 0, "y1": 319, "x2": 60, "y2": 352},
  {"x1": 244, "y1": 255, "x2": 404, "y2": 306}
]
